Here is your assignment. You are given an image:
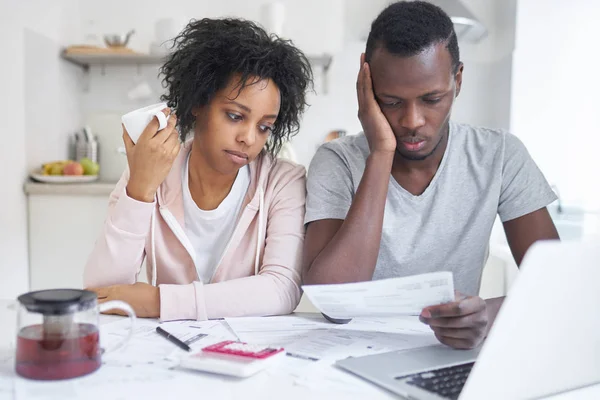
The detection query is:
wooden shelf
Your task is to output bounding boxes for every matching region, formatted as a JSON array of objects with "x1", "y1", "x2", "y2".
[
  {"x1": 61, "y1": 49, "x2": 334, "y2": 93},
  {"x1": 61, "y1": 51, "x2": 166, "y2": 70},
  {"x1": 62, "y1": 50, "x2": 332, "y2": 71}
]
